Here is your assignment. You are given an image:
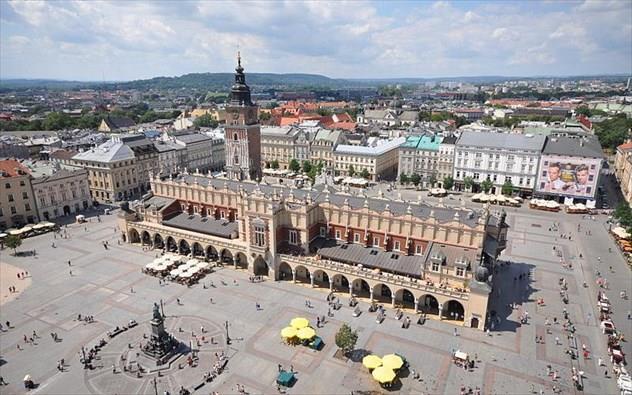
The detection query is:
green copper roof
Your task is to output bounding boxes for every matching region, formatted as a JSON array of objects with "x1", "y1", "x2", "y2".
[{"x1": 402, "y1": 135, "x2": 443, "y2": 151}]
